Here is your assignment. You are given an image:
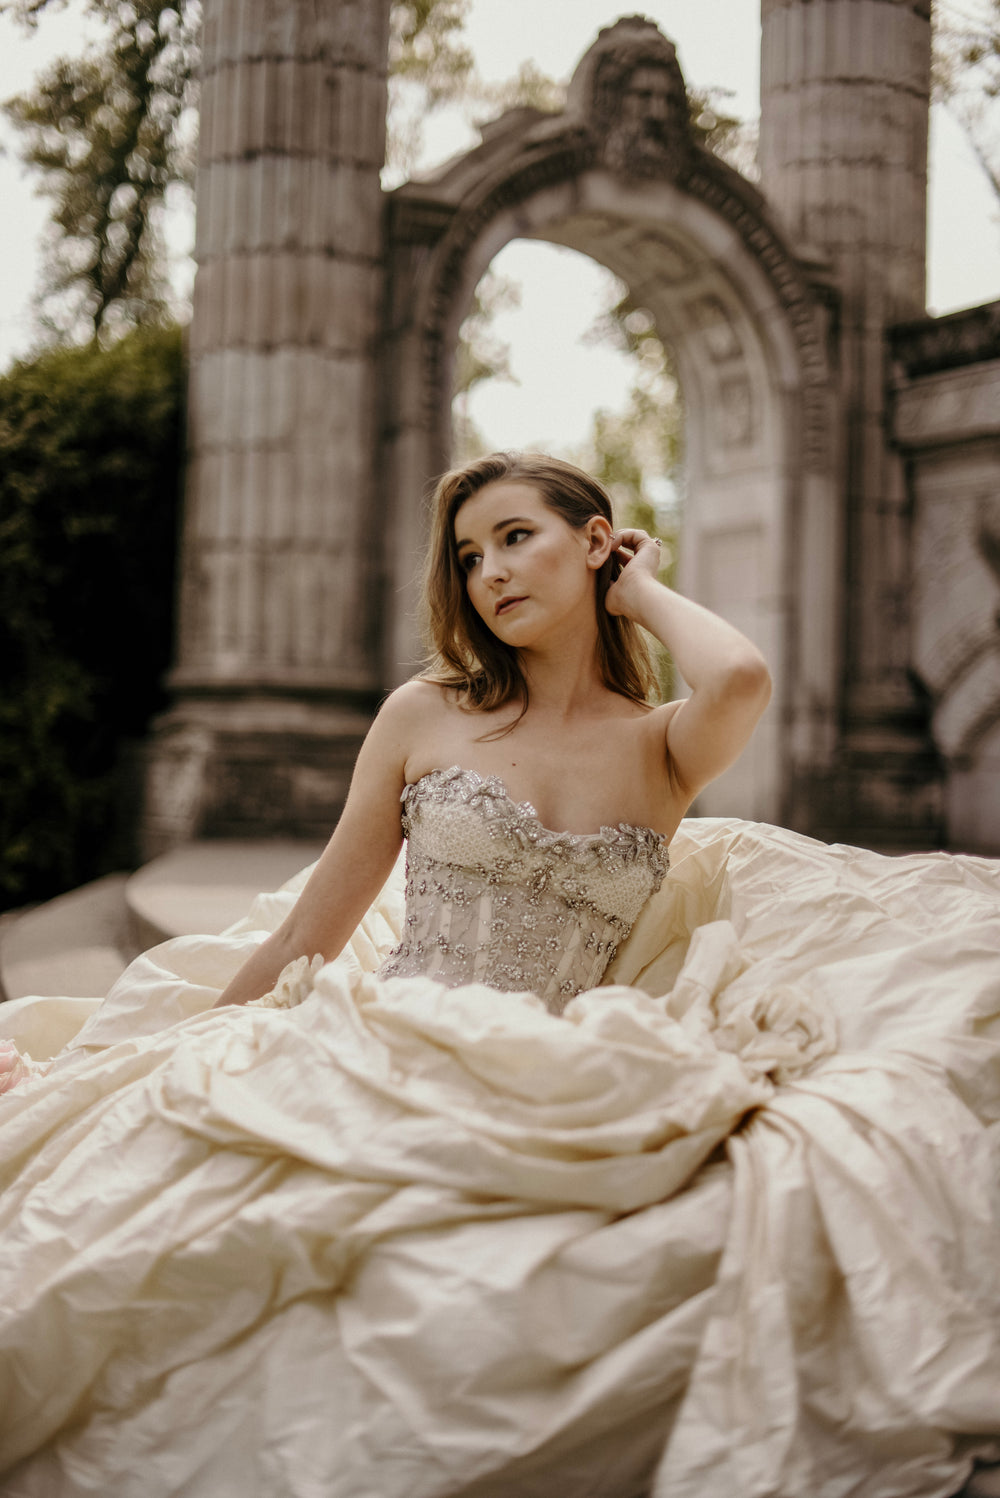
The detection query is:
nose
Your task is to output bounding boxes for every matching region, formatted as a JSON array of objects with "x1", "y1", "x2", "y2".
[{"x1": 482, "y1": 545, "x2": 510, "y2": 585}]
